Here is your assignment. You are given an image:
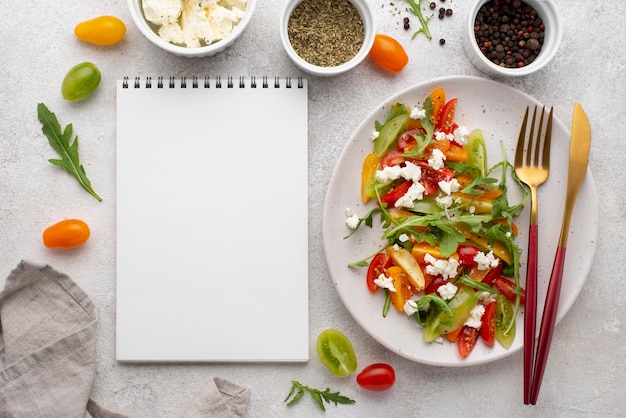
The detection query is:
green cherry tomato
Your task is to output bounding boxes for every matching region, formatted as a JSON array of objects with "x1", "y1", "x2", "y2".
[
  {"x1": 316, "y1": 329, "x2": 357, "y2": 377},
  {"x1": 61, "y1": 62, "x2": 101, "y2": 101}
]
